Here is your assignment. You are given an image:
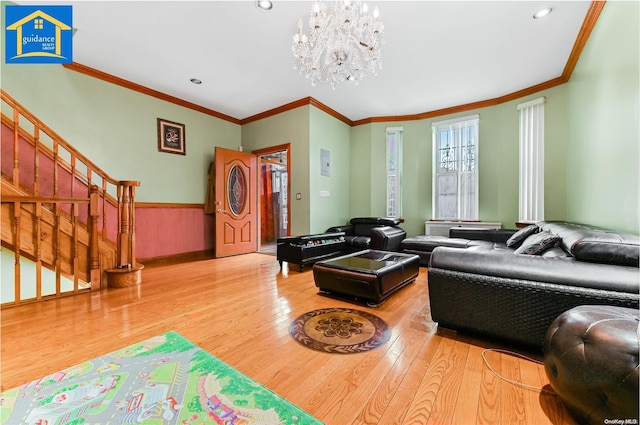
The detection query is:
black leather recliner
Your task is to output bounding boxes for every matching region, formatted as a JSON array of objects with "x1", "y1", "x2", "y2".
[{"x1": 326, "y1": 217, "x2": 406, "y2": 253}]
